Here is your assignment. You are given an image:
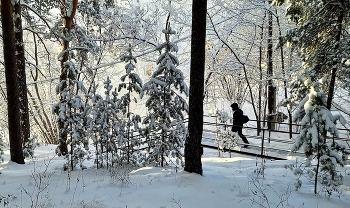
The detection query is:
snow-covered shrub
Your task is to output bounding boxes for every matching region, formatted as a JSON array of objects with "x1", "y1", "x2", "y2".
[
  {"x1": 211, "y1": 109, "x2": 237, "y2": 156},
  {"x1": 215, "y1": 128, "x2": 238, "y2": 156},
  {"x1": 141, "y1": 23, "x2": 188, "y2": 167}
]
